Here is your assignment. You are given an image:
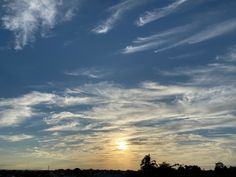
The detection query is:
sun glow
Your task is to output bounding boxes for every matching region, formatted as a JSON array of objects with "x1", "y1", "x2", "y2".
[{"x1": 117, "y1": 141, "x2": 128, "y2": 150}]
